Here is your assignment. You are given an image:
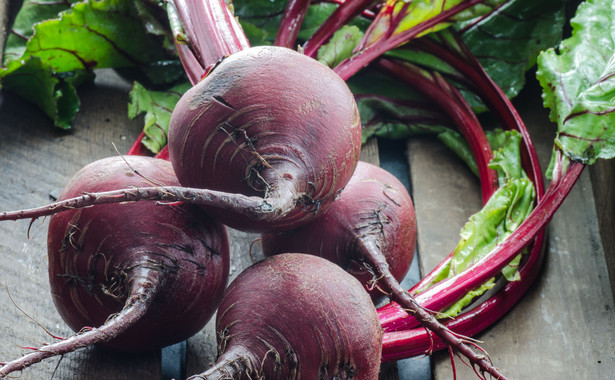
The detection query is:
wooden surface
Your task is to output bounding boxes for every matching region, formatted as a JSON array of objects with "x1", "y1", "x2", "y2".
[
  {"x1": 590, "y1": 159, "x2": 615, "y2": 299},
  {"x1": 0, "y1": 71, "x2": 163, "y2": 379}
]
